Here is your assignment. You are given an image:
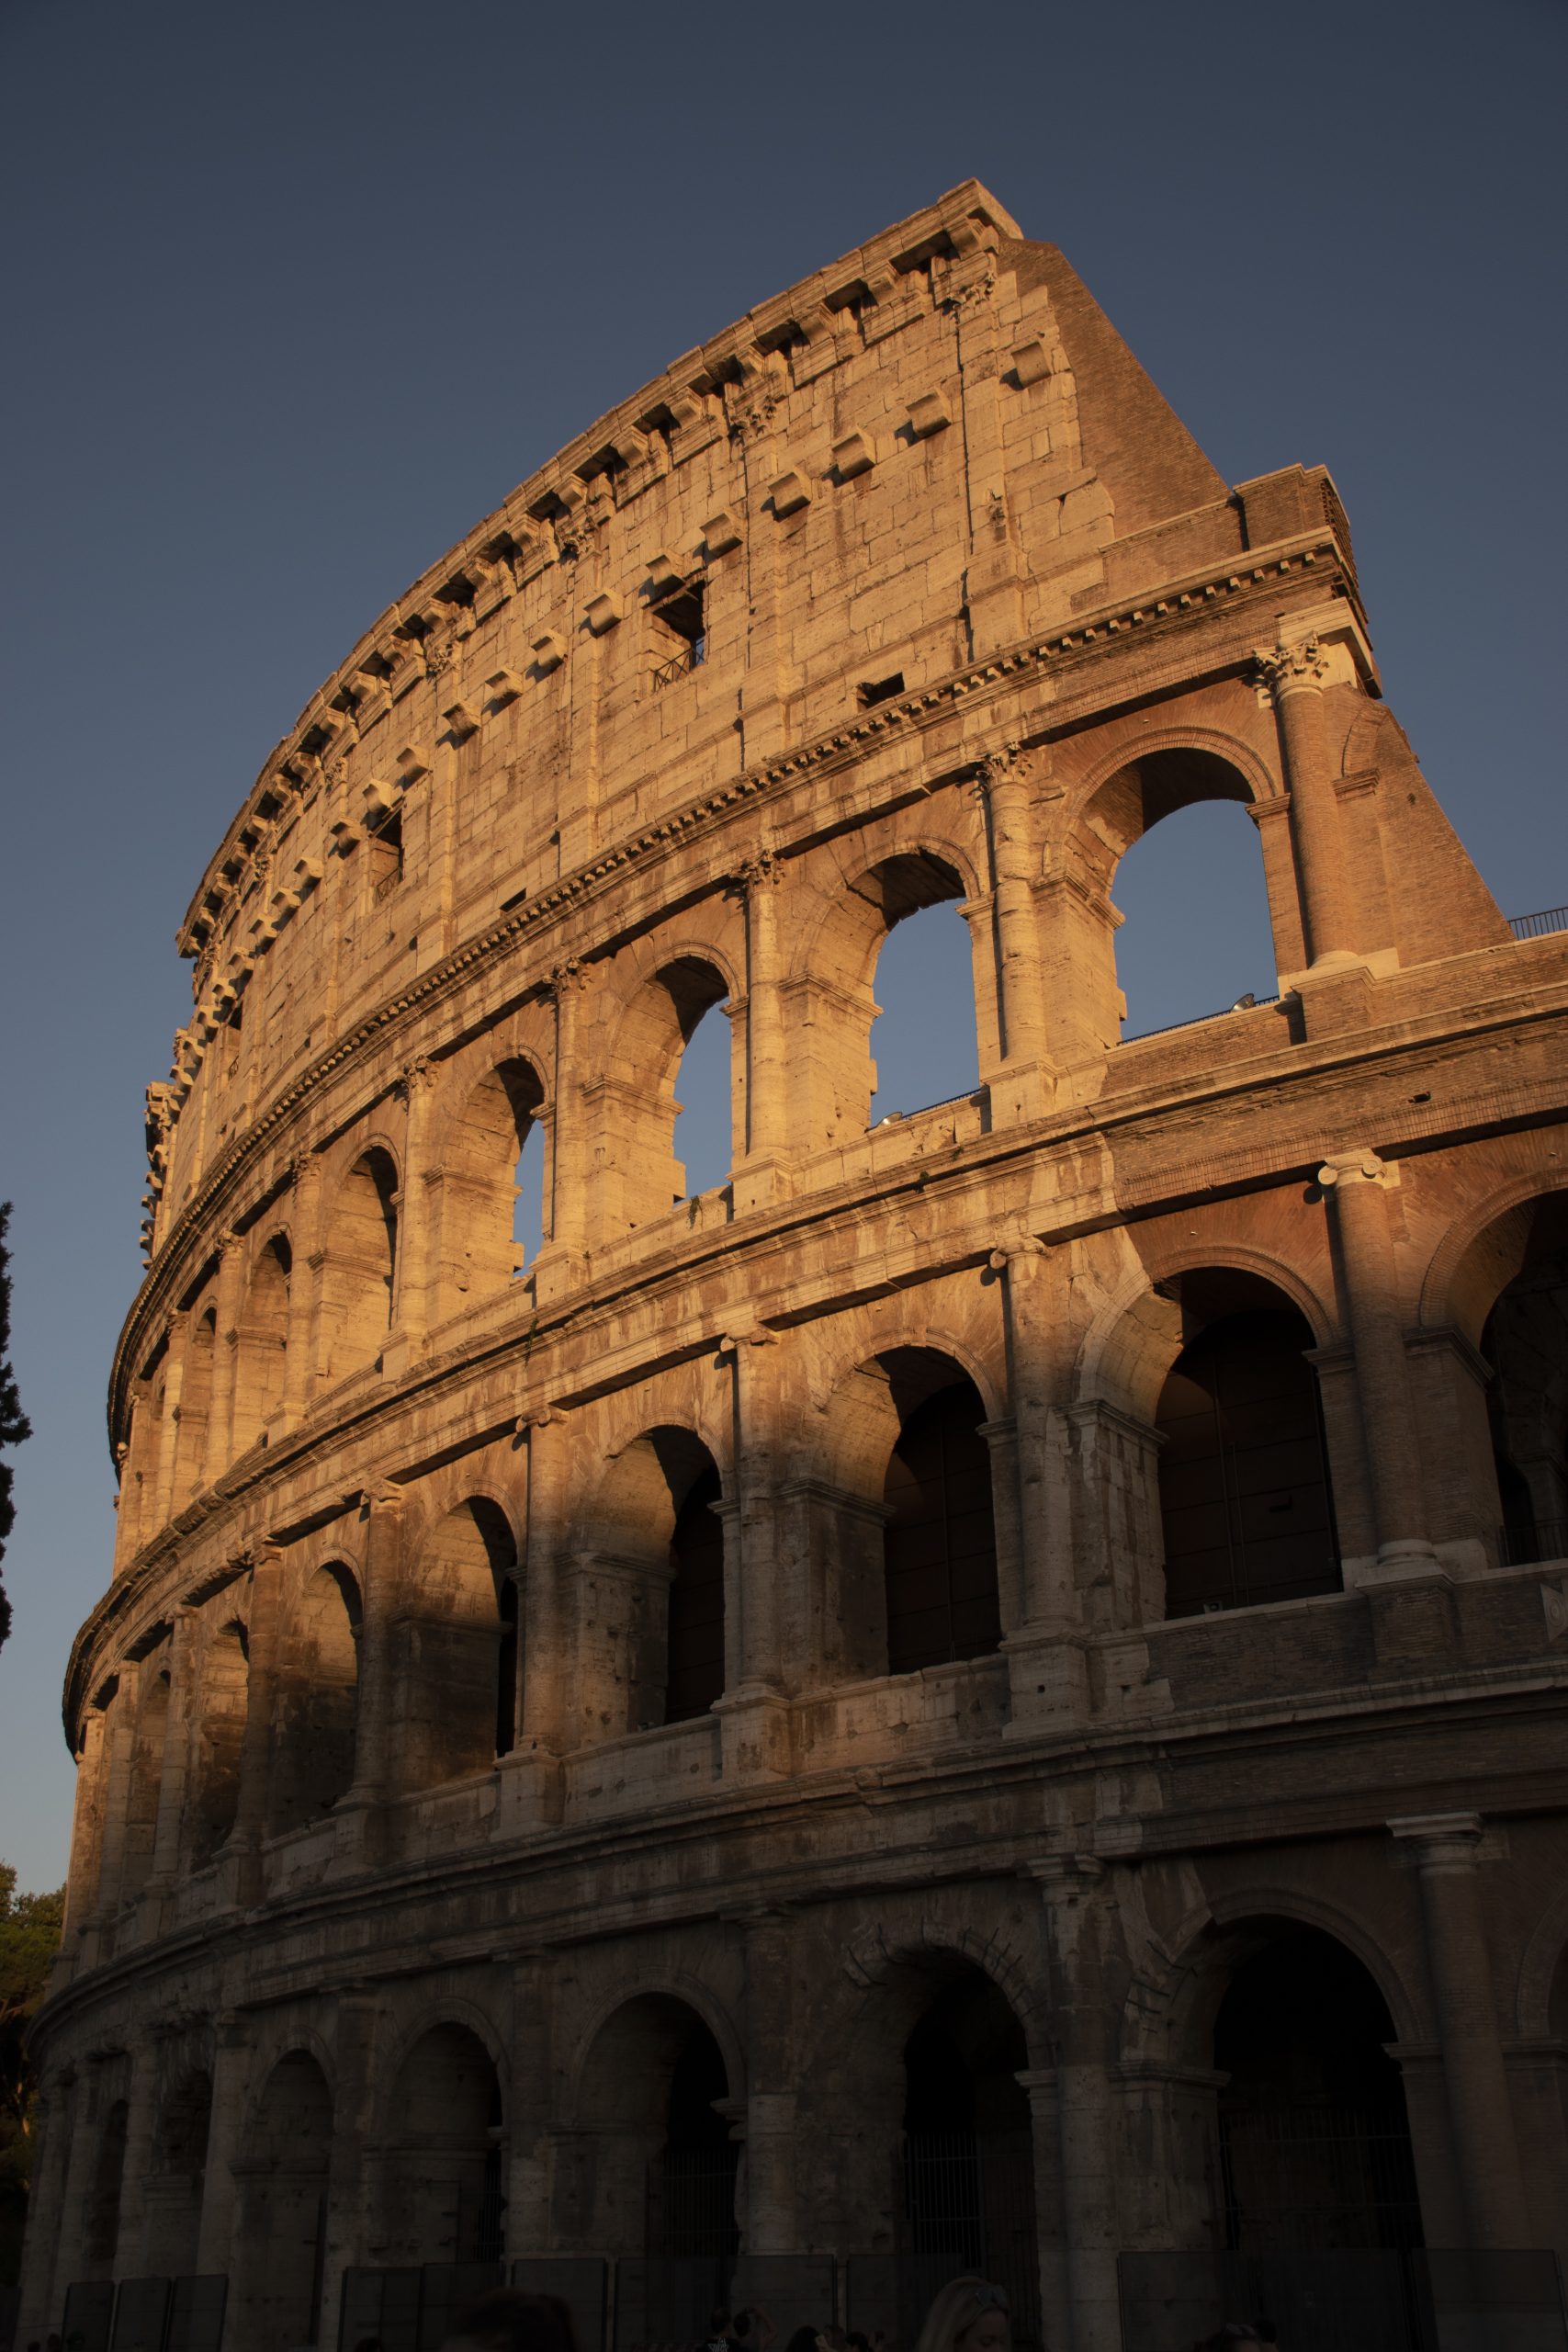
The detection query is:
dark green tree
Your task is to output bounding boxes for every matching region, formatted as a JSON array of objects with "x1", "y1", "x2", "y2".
[
  {"x1": 0, "y1": 1865, "x2": 64, "y2": 2285},
  {"x1": 0, "y1": 1202, "x2": 31, "y2": 1653}
]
